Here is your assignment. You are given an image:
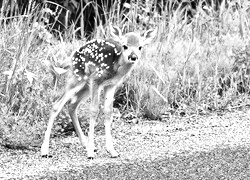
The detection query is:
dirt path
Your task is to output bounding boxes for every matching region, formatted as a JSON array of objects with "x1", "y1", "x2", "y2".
[{"x1": 1, "y1": 111, "x2": 250, "y2": 179}]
